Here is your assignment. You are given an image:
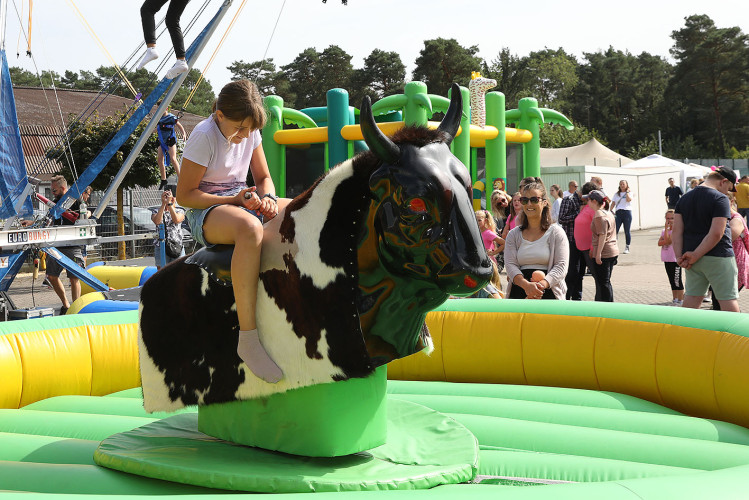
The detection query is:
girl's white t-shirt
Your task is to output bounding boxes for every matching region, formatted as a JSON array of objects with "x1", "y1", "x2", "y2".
[
  {"x1": 612, "y1": 191, "x2": 633, "y2": 211},
  {"x1": 182, "y1": 115, "x2": 262, "y2": 195}
]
